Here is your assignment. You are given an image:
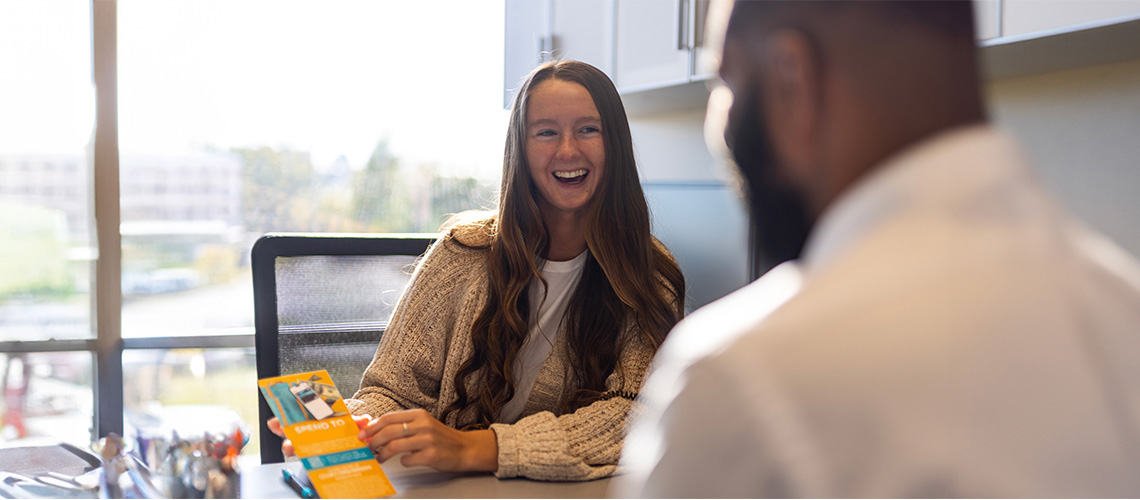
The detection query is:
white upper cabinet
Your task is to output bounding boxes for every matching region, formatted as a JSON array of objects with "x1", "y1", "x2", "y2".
[
  {"x1": 690, "y1": 0, "x2": 715, "y2": 81},
  {"x1": 551, "y1": 0, "x2": 615, "y2": 76},
  {"x1": 979, "y1": 0, "x2": 1140, "y2": 81},
  {"x1": 503, "y1": 0, "x2": 551, "y2": 108},
  {"x1": 614, "y1": 0, "x2": 693, "y2": 91},
  {"x1": 975, "y1": 0, "x2": 1001, "y2": 40},
  {"x1": 503, "y1": 0, "x2": 709, "y2": 103},
  {"x1": 503, "y1": 0, "x2": 617, "y2": 108},
  {"x1": 506, "y1": 0, "x2": 1140, "y2": 110},
  {"x1": 1001, "y1": 0, "x2": 1140, "y2": 38}
]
